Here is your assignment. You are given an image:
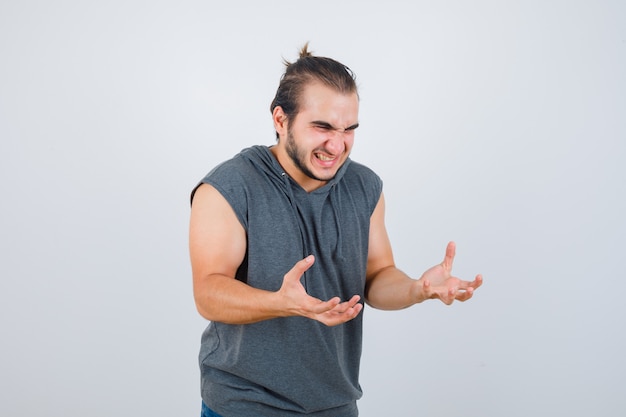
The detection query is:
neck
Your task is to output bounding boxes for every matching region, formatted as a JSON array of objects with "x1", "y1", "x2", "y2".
[{"x1": 269, "y1": 145, "x2": 327, "y2": 192}]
